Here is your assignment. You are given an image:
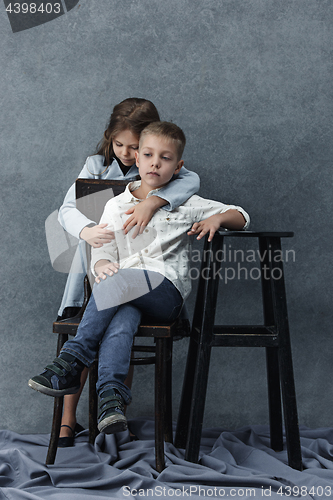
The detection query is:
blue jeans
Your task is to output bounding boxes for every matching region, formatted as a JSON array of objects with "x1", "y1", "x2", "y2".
[{"x1": 61, "y1": 269, "x2": 183, "y2": 404}]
